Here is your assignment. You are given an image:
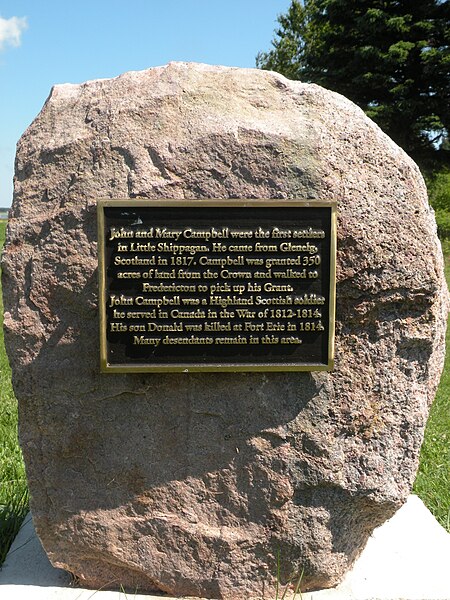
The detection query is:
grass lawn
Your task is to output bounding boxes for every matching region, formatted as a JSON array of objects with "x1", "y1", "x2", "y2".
[
  {"x1": 413, "y1": 238, "x2": 450, "y2": 531},
  {"x1": 0, "y1": 220, "x2": 29, "y2": 565},
  {"x1": 0, "y1": 222, "x2": 449, "y2": 566}
]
